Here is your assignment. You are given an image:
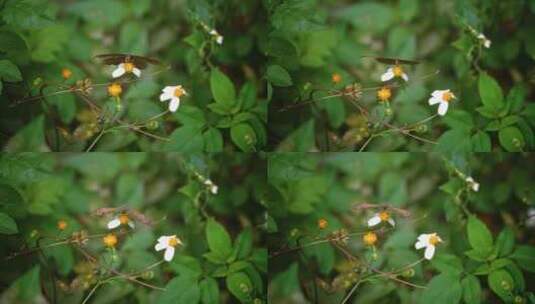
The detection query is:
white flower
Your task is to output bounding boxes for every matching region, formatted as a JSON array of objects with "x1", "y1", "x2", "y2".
[
  {"x1": 428, "y1": 89, "x2": 456, "y2": 116},
  {"x1": 204, "y1": 179, "x2": 218, "y2": 194},
  {"x1": 112, "y1": 62, "x2": 141, "y2": 78},
  {"x1": 465, "y1": 177, "x2": 480, "y2": 192},
  {"x1": 154, "y1": 235, "x2": 182, "y2": 262},
  {"x1": 526, "y1": 208, "x2": 535, "y2": 228},
  {"x1": 159, "y1": 85, "x2": 187, "y2": 112},
  {"x1": 477, "y1": 33, "x2": 491, "y2": 49},
  {"x1": 415, "y1": 233, "x2": 442, "y2": 260},
  {"x1": 367, "y1": 211, "x2": 395, "y2": 227},
  {"x1": 107, "y1": 213, "x2": 135, "y2": 229},
  {"x1": 381, "y1": 65, "x2": 409, "y2": 82},
  {"x1": 209, "y1": 29, "x2": 224, "y2": 45}
]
